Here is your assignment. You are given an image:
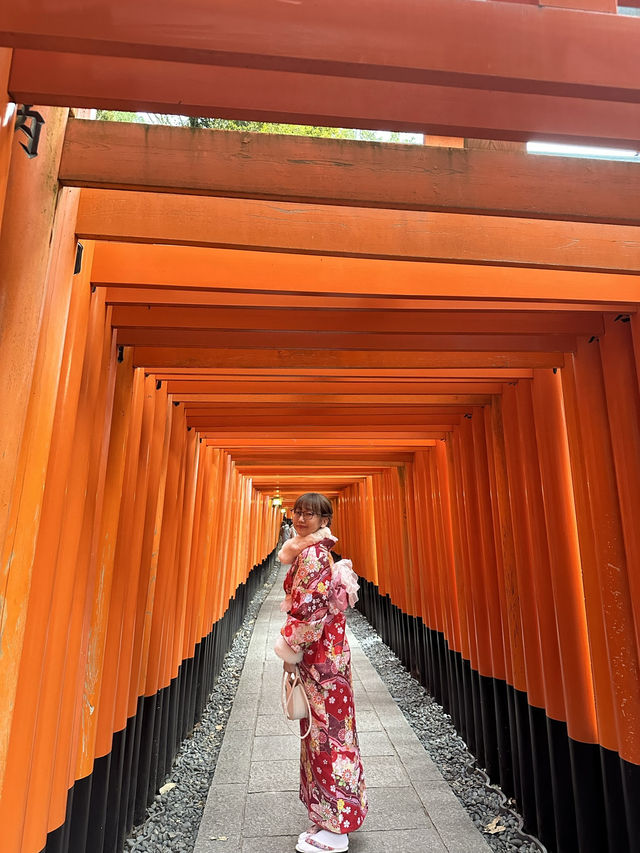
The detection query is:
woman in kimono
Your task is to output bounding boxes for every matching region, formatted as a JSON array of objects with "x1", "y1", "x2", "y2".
[{"x1": 274, "y1": 493, "x2": 368, "y2": 853}]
